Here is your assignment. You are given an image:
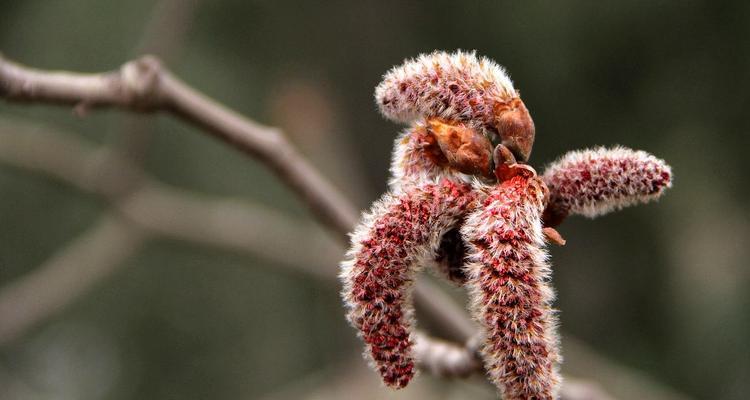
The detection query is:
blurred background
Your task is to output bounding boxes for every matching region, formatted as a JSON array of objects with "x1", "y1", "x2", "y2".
[{"x1": 0, "y1": 1, "x2": 748, "y2": 399}]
